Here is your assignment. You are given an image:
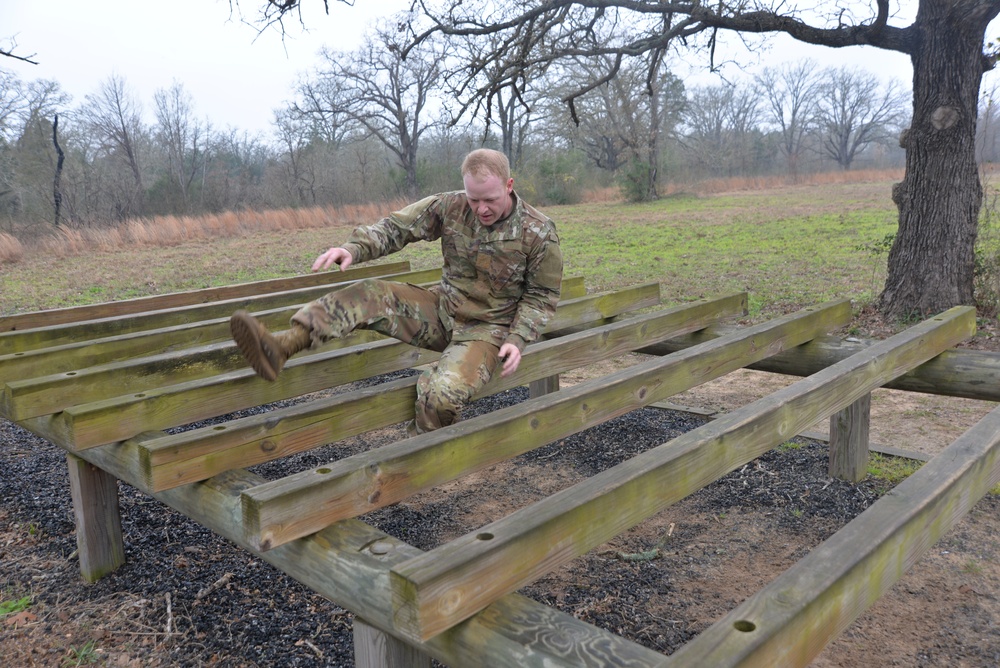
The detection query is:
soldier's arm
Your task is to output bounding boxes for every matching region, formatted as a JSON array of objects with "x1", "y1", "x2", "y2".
[
  {"x1": 505, "y1": 235, "x2": 563, "y2": 351},
  {"x1": 342, "y1": 195, "x2": 444, "y2": 264}
]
